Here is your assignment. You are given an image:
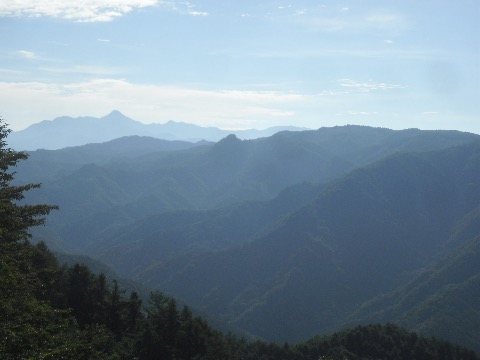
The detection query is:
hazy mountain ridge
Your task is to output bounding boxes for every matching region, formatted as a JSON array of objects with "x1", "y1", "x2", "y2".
[
  {"x1": 31, "y1": 135, "x2": 211, "y2": 164},
  {"x1": 21, "y1": 125, "x2": 479, "y2": 253},
  {"x1": 15, "y1": 135, "x2": 212, "y2": 184},
  {"x1": 8, "y1": 110, "x2": 307, "y2": 150},
  {"x1": 88, "y1": 182, "x2": 323, "y2": 275}
]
